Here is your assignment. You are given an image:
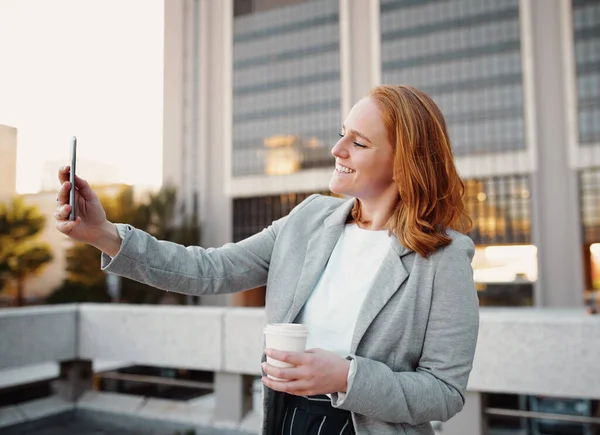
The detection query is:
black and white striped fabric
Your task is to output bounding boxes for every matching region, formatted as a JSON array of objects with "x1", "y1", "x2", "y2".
[{"x1": 279, "y1": 394, "x2": 355, "y2": 435}]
